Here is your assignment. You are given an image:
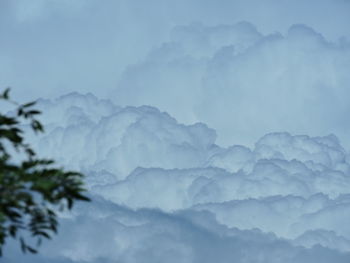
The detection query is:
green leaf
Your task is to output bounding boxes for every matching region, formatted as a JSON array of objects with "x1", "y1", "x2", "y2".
[
  {"x1": 26, "y1": 110, "x2": 41, "y2": 116},
  {"x1": 31, "y1": 120, "x2": 44, "y2": 133},
  {"x1": 22, "y1": 101, "x2": 36, "y2": 108},
  {"x1": 0, "y1": 89, "x2": 90, "y2": 256},
  {"x1": 1, "y1": 88, "x2": 10, "y2": 100},
  {"x1": 25, "y1": 245, "x2": 38, "y2": 254}
]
